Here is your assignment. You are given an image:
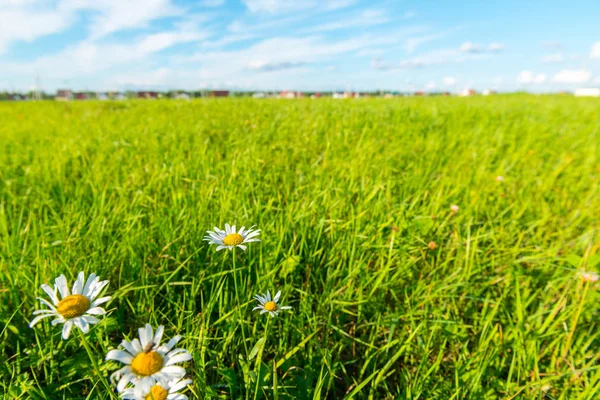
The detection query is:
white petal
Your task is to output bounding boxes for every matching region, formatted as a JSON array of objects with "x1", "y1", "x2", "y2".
[
  {"x1": 106, "y1": 349, "x2": 134, "y2": 364},
  {"x1": 51, "y1": 316, "x2": 65, "y2": 325},
  {"x1": 88, "y1": 280, "x2": 109, "y2": 300},
  {"x1": 32, "y1": 309, "x2": 57, "y2": 315},
  {"x1": 153, "y1": 325, "x2": 165, "y2": 347},
  {"x1": 117, "y1": 372, "x2": 133, "y2": 392},
  {"x1": 252, "y1": 306, "x2": 263, "y2": 311},
  {"x1": 82, "y1": 273, "x2": 97, "y2": 295},
  {"x1": 244, "y1": 230, "x2": 261, "y2": 239},
  {"x1": 161, "y1": 365, "x2": 186, "y2": 377},
  {"x1": 280, "y1": 306, "x2": 292, "y2": 310},
  {"x1": 130, "y1": 338, "x2": 143, "y2": 353},
  {"x1": 55, "y1": 275, "x2": 69, "y2": 298},
  {"x1": 266, "y1": 291, "x2": 271, "y2": 301},
  {"x1": 62, "y1": 320, "x2": 73, "y2": 339},
  {"x1": 169, "y1": 378, "x2": 192, "y2": 392},
  {"x1": 41, "y1": 284, "x2": 59, "y2": 305},
  {"x1": 274, "y1": 291, "x2": 281, "y2": 302},
  {"x1": 215, "y1": 245, "x2": 227, "y2": 251},
  {"x1": 225, "y1": 223, "x2": 231, "y2": 234},
  {"x1": 29, "y1": 313, "x2": 56, "y2": 328},
  {"x1": 260, "y1": 309, "x2": 268, "y2": 314},
  {"x1": 231, "y1": 225, "x2": 236, "y2": 233},
  {"x1": 91, "y1": 296, "x2": 111, "y2": 307},
  {"x1": 236, "y1": 245, "x2": 247, "y2": 251},
  {"x1": 72, "y1": 271, "x2": 85, "y2": 294},
  {"x1": 73, "y1": 317, "x2": 90, "y2": 333},
  {"x1": 139, "y1": 324, "x2": 153, "y2": 348},
  {"x1": 83, "y1": 315, "x2": 100, "y2": 325},
  {"x1": 36, "y1": 297, "x2": 58, "y2": 312},
  {"x1": 121, "y1": 339, "x2": 139, "y2": 357},
  {"x1": 158, "y1": 335, "x2": 181, "y2": 353},
  {"x1": 165, "y1": 352, "x2": 192, "y2": 366},
  {"x1": 86, "y1": 307, "x2": 106, "y2": 315}
]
